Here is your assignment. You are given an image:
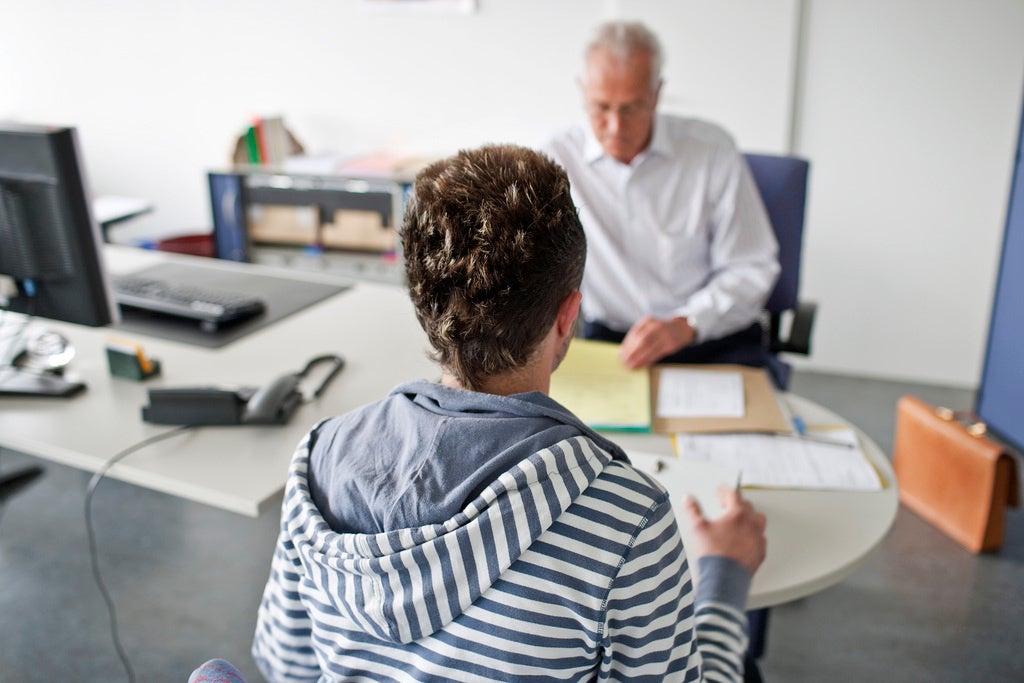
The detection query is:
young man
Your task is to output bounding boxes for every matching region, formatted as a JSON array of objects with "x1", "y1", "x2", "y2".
[
  {"x1": 252, "y1": 144, "x2": 766, "y2": 682},
  {"x1": 545, "y1": 21, "x2": 781, "y2": 373}
]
